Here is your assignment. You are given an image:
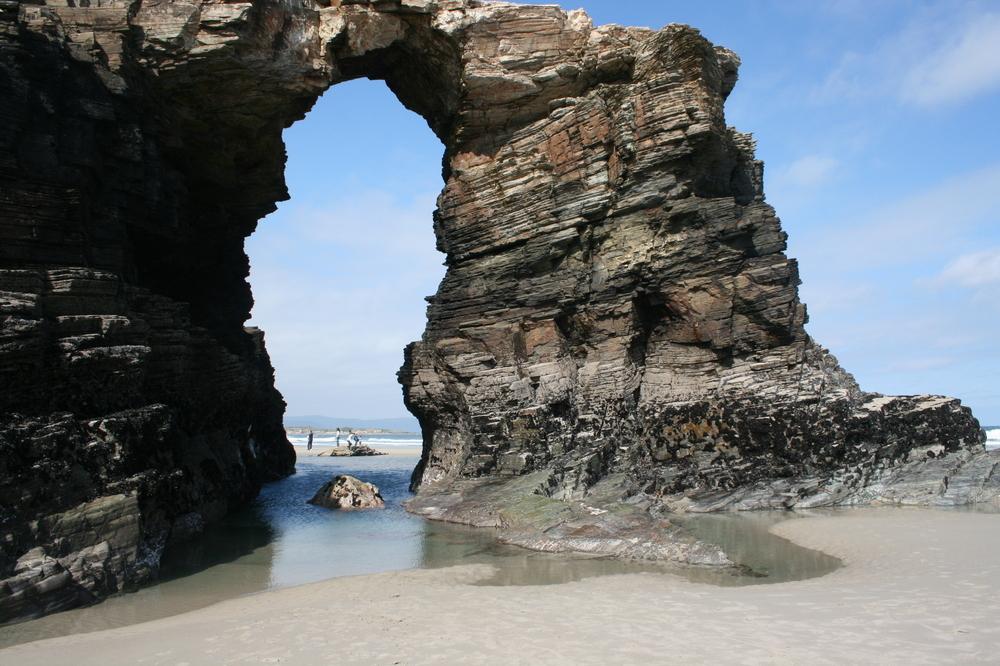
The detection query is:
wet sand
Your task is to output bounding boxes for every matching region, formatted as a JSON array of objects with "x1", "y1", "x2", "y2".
[
  {"x1": 3, "y1": 507, "x2": 998, "y2": 664},
  {"x1": 0, "y1": 456, "x2": 841, "y2": 650}
]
